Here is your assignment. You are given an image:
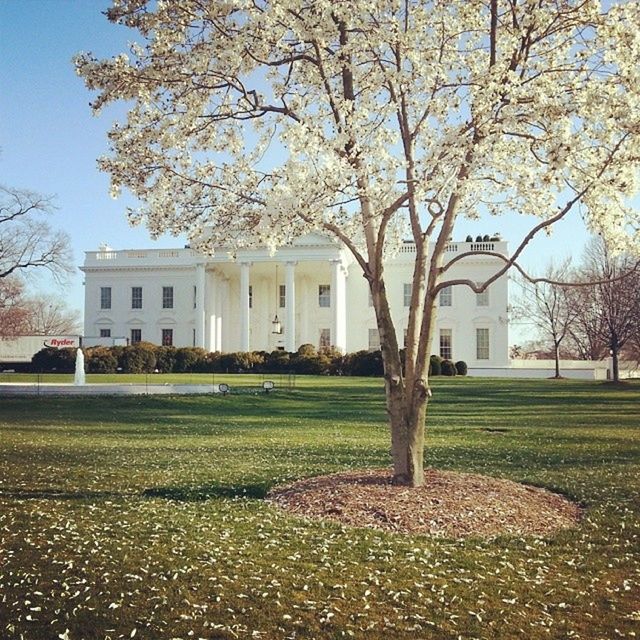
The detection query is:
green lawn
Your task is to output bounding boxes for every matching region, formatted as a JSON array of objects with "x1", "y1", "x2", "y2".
[{"x1": 0, "y1": 377, "x2": 638, "y2": 639}]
